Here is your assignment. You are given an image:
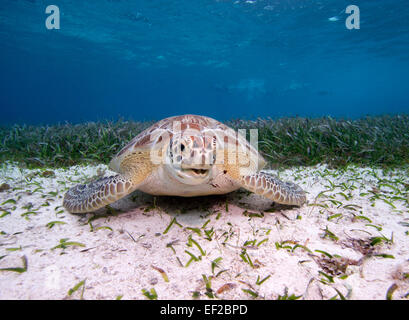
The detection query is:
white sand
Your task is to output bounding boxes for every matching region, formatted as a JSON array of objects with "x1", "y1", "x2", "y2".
[{"x1": 0, "y1": 162, "x2": 408, "y2": 300}]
